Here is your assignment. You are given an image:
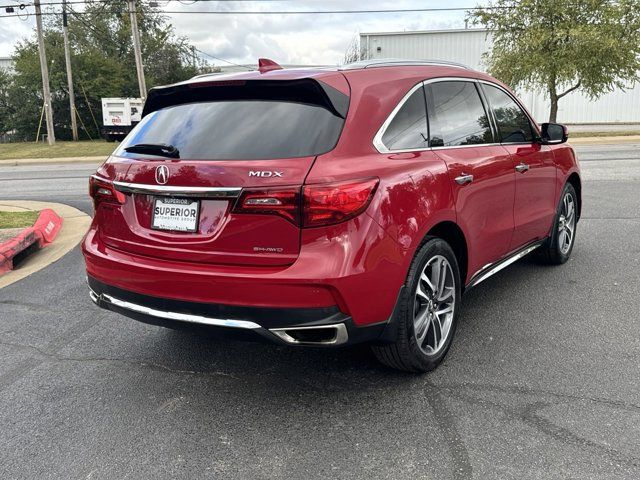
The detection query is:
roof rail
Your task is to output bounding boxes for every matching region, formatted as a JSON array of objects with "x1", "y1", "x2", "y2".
[{"x1": 339, "y1": 59, "x2": 471, "y2": 70}]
